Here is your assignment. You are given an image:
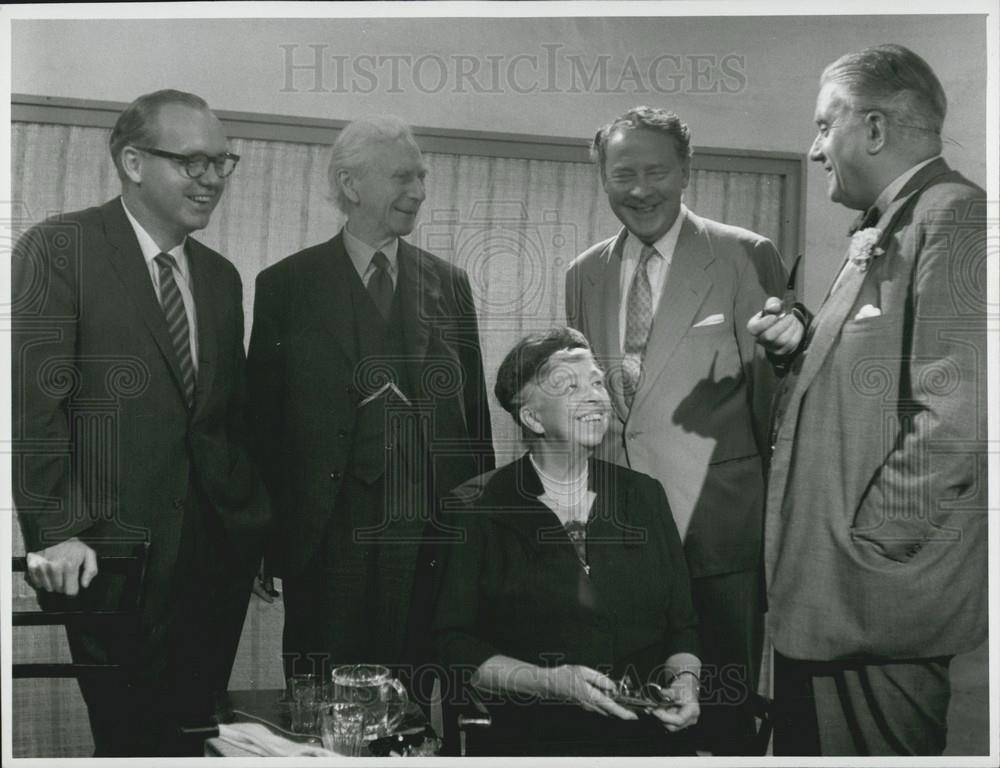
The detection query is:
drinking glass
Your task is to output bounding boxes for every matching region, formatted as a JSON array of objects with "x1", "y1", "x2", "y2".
[
  {"x1": 330, "y1": 664, "x2": 409, "y2": 740},
  {"x1": 287, "y1": 673, "x2": 320, "y2": 733},
  {"x1": 319, "y1": 702, "x2": 366, "y2": 756}
]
